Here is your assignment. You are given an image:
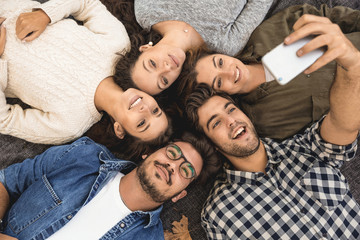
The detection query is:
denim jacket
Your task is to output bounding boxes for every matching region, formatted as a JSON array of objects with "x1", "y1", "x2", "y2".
[{"x1": 0, "y1": 137, "x2": 164, "y2": 240}]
